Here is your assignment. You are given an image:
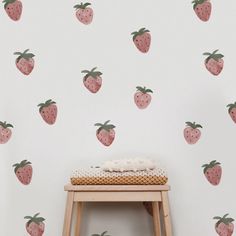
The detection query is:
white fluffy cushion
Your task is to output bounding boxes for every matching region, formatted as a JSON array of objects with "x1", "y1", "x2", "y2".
[{"x1": 101, "y1": 158, "x2": 156, "y2": 172}]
